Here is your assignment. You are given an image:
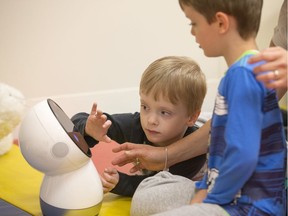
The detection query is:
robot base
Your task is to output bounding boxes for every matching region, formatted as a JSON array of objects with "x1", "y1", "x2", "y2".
[{"x1": 40, "y1": 198, "x2": 102, "y2": 216}]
